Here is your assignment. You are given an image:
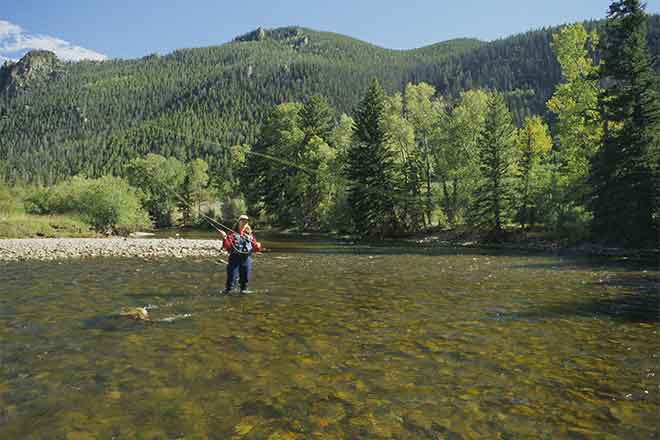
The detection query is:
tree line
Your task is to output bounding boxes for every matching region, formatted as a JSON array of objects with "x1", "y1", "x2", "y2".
[{"x1": 248, "y1": 0, "x2": 659, "y2": 247}]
